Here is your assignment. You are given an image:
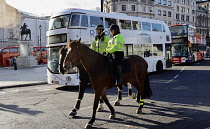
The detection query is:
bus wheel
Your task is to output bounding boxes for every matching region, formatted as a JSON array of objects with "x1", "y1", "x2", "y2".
[{"x1": 156, "y1": 61, "x2": 163, "y2": 73}]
